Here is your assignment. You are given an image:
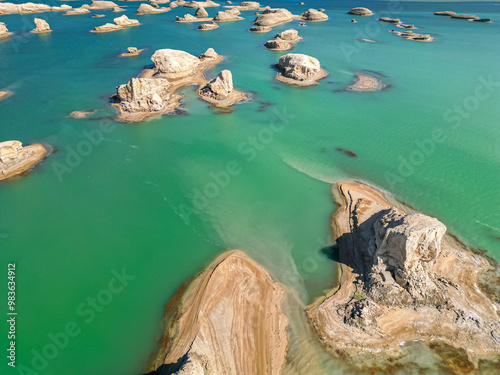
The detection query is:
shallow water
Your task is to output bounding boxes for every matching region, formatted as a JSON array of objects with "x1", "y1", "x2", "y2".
[{"x1": 0, "y1": 1, "x2": 499, "y2": 374}]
